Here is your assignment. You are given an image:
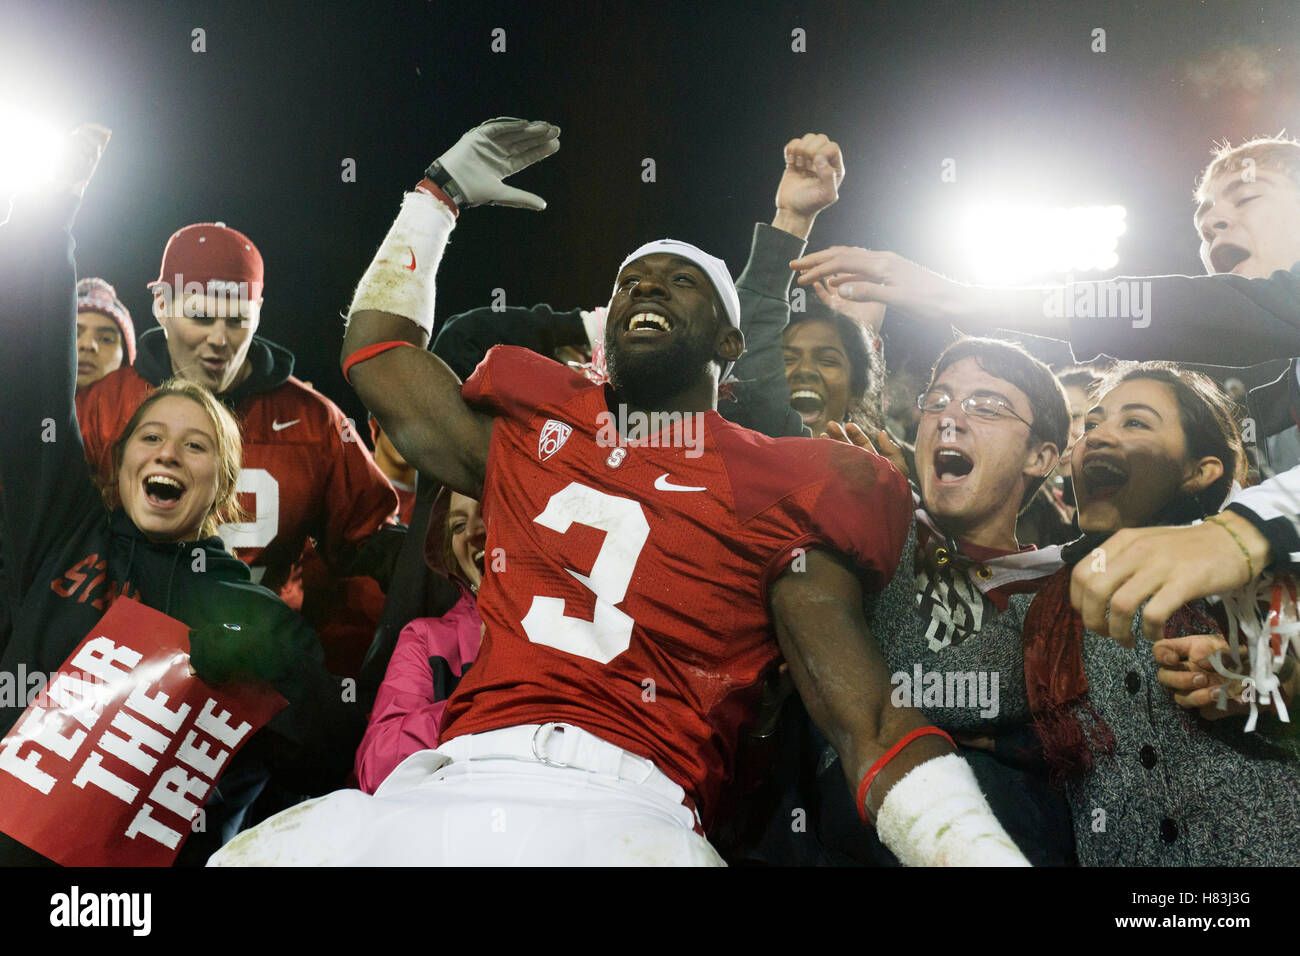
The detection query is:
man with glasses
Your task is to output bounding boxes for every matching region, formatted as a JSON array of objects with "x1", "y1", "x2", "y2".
[
  {"x1": 911, "y1": 342, "x2": 1063, "y2": 547},
  {"x1": 803, "y1": 336, "x2": 1079, "y2": 865}
]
